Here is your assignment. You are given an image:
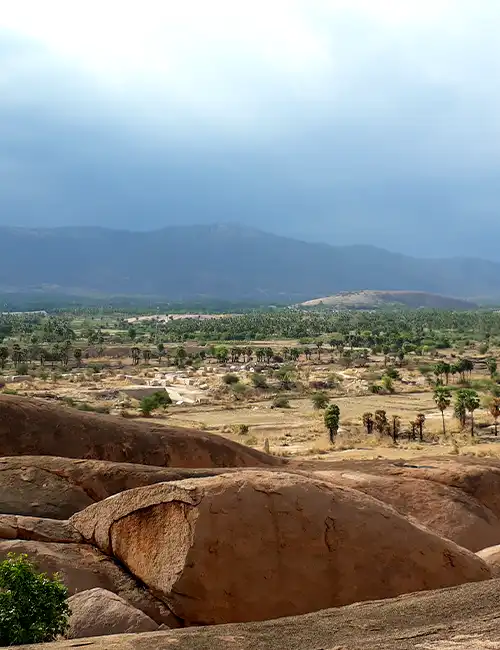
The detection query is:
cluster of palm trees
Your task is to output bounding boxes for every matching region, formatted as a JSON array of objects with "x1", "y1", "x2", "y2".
[
  {"x1": 0, "y1": 342, "x2": 82, "y2": 370},
  {"x1": 362, "y1": 410, "x2": 426, "y2": 443},
  {"x1": 433, "y1": 386, "x2": 500, "y2": 436}
]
